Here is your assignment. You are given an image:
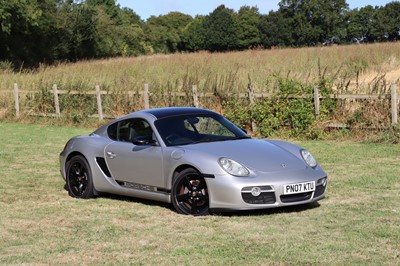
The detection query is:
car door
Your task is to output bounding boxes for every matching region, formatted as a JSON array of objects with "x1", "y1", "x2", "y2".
[{"x1": 104, "y1": 118, "x2": 164, "y2": 188}]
